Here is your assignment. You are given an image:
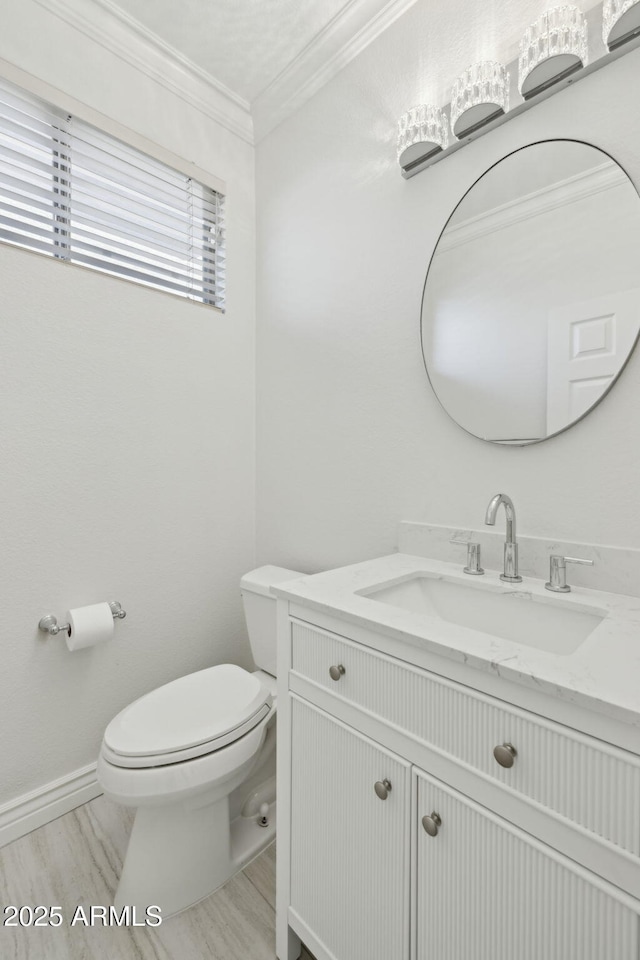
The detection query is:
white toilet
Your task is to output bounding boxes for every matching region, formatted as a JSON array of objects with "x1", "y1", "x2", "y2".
[{"x1": 97, "y1": 565, "x2": 302, "y2": 917}]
